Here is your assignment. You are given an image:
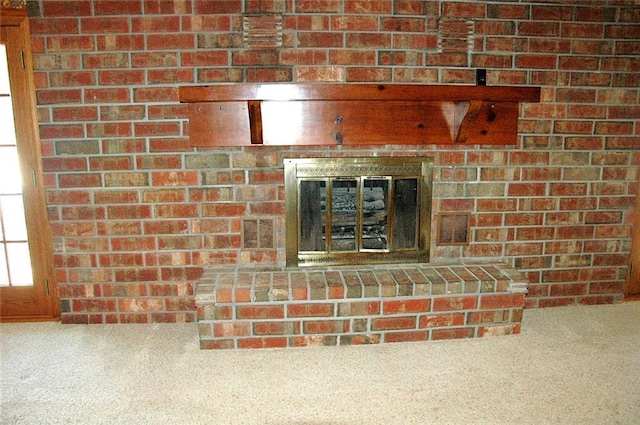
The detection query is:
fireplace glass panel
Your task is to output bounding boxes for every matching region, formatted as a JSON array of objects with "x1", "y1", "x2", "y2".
[
  {"x1": 299, "y1": 180, "x2": 326, "y2": 252},
  {"x1": 362, "y1": 178, "x2": 388, "y2": 250},
  {"x1": 331, "y1": 179, "x2": 357, "y2": 251},
  {"x1": 393, "y1": 178, "x2": 418, "y2": 249}
]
